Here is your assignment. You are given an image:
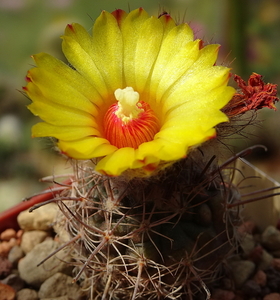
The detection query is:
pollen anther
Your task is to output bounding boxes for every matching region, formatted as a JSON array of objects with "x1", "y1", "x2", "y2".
[{"x1": 114, "y1": 87, "x2": 144, "y2": 123}]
